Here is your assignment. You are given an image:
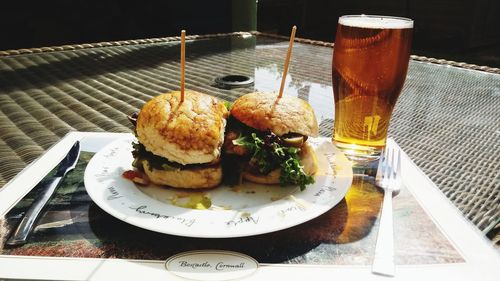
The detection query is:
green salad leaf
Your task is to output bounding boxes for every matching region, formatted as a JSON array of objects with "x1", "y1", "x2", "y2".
[
  {"x1": 233, "y1": 133, "x2": 314, "y2": 190},
  {"x1": 223, "y1": 101, "x2": 232, "y2": 111}
]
